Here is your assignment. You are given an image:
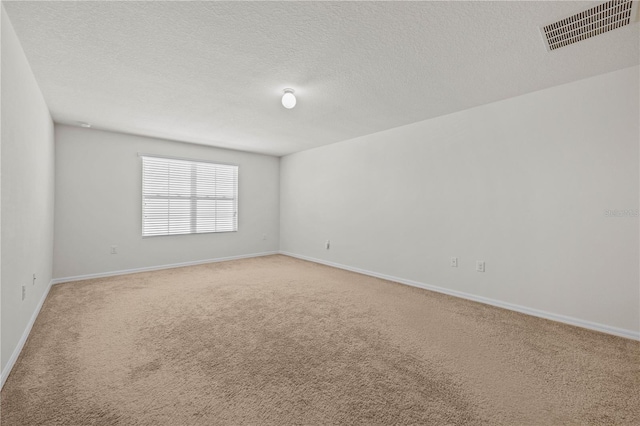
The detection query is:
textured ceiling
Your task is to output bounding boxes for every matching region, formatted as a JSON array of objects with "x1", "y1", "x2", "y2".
[{"x1": 4, "y1": 1, "x2": 639, "y2": 156}]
